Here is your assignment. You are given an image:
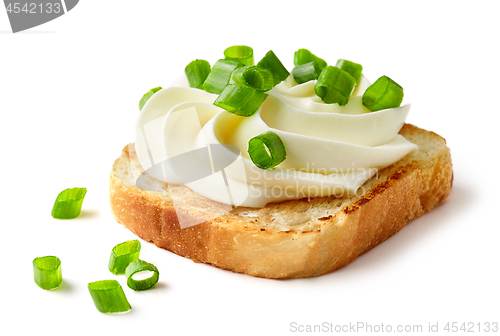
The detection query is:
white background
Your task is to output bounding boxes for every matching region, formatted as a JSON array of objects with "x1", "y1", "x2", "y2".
[{"x1": 1, "y1": 1, "x2": 499, "y2": 335}]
